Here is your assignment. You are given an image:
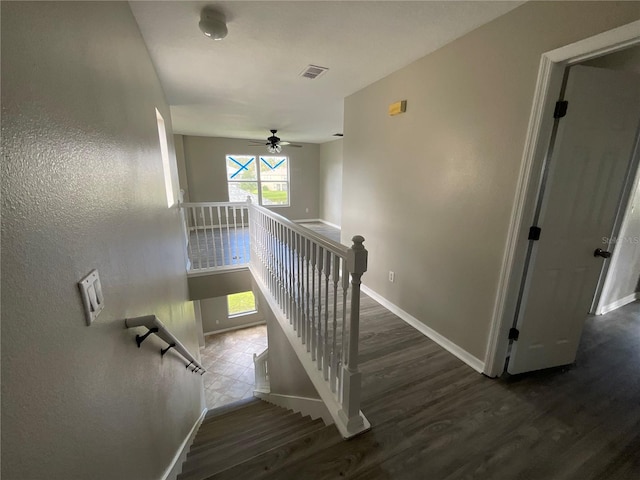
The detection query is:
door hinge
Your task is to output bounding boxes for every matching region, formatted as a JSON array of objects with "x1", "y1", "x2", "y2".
[
  {"x1": 554, "y1": 100, "x2": 568, "y2": 118},
  {"x1": 528, "y1": 226, "x2": 542, "y2": 241},
  {"x1": 508, "y1": 328, "x2": 520, "y2": 341}
]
